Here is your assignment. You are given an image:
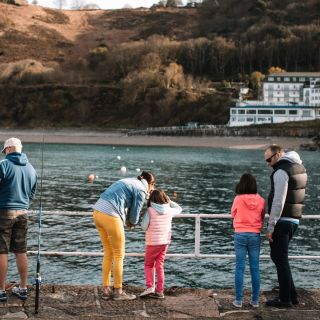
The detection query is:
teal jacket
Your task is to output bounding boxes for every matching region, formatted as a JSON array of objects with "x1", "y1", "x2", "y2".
[{"x1": 0, "y1": 152, "x2": 37, "y2": 210}]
